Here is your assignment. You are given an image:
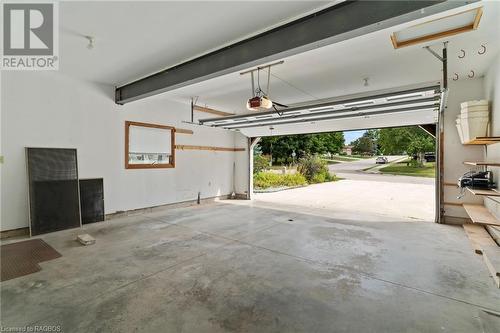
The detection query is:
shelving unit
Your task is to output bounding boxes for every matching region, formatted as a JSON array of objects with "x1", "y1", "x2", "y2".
[
  {"x1": 462, "y1": 205, "x2": 500, "y2": 288},
  {"x1": 463, "y1": 136, "x2": 500, "y2": 145},
  {"x1": 460, "y1": 134, "x2": 500, "y2": 287},
  {"x1": 466, "y1": 188, "x2": 500, "y2": 197},
  {"x1": 463, "y1": 161, "x2": 500, "y2": 166},
  {"x1": 463, "y1": 204, "x2": 500, "y2": 226}
]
